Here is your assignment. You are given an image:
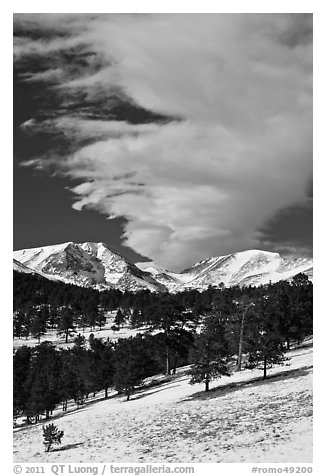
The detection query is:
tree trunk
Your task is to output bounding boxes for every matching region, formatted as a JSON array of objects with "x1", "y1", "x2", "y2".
[
  {"x1": 263, "y1": 355, "x2": 267, "y2": 379},
  {"x1": 105, "y1": 387, "x2": 108, "y2": 399},
  {"x1": 205, "y1": 376, "x2": 210, "y2": 392},
  {"x1": 172, "y1": 353, "x2": 177, "y2": 374},
  {"x1": 166, "y1": 346, "x2": 170, "y2": 375},
  {"x1": 237, "y1": 308, "x2": 247, "y2": 371}
]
